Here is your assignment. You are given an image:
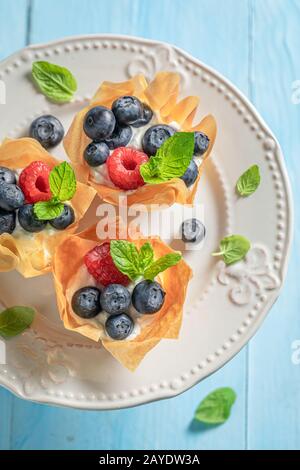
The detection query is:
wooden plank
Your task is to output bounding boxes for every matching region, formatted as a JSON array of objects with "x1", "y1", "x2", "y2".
[
  {"x1": 0, "y1": 0, "x2": 28, "y2": 451},
  {"x1": 4, "y1": 0, "x2": 249, "y2": 450},
  {"x1": 0, "y1": 388, "x2": 13, "y2": 449},
  {"x1": 247, "y1": 0, "x2": 300, "y2": 450}
]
